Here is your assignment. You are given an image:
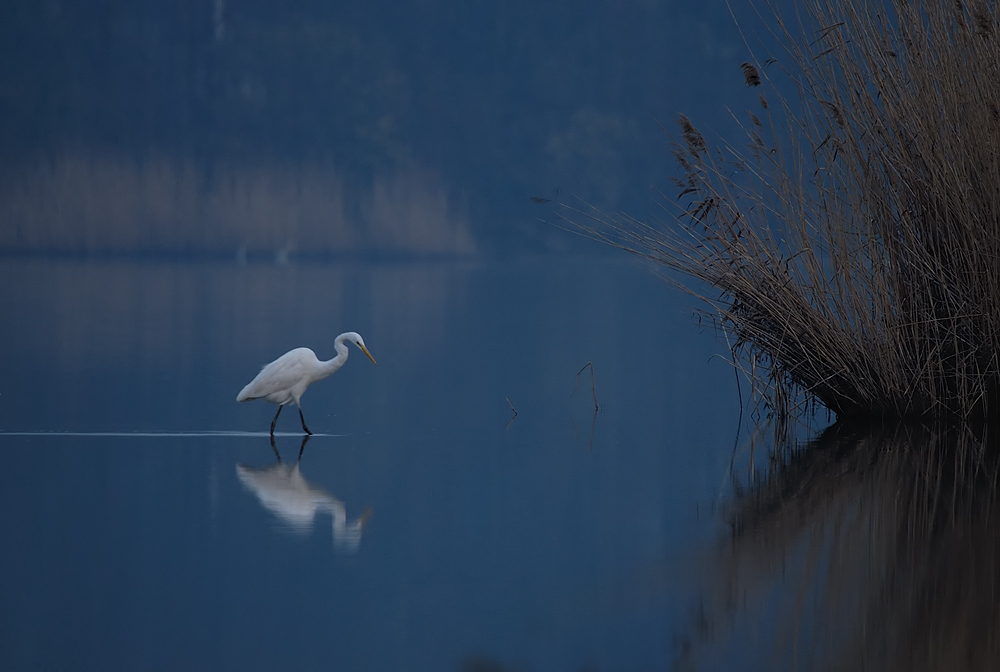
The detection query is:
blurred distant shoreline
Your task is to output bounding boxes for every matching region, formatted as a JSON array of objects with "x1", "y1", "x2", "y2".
[{"x1": 0, "y1": 151, "x2": 476, "y2": 259}]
